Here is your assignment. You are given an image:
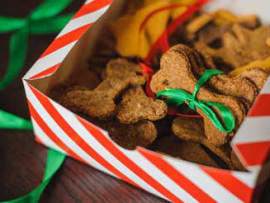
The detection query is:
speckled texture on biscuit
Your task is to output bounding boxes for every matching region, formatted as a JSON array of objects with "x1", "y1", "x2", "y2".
[
  {"x1": 106, "y1": 120, "x2": 157, "y2": 150},
  {"x1": 172, "y1": 117, "x2": 233, "y2": 169},
  {"x1": 238, "y1": 68, "x2": 269, "y2": 91},
  {"x1": 117, "y1": 86, "x2": 167, "y2": 124},
  {"x1": 195, "y1": 24, "x2": 270, "y2": 68},
  {"x1": 61, "y1": 90, "x2": 117, "y2": 120},
  {"x1": 60, "y1": 58, "x2": 146, "y2": 119},
  {"x1": 153, "y1": 135, "x2": 220, "y2": 168}
]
